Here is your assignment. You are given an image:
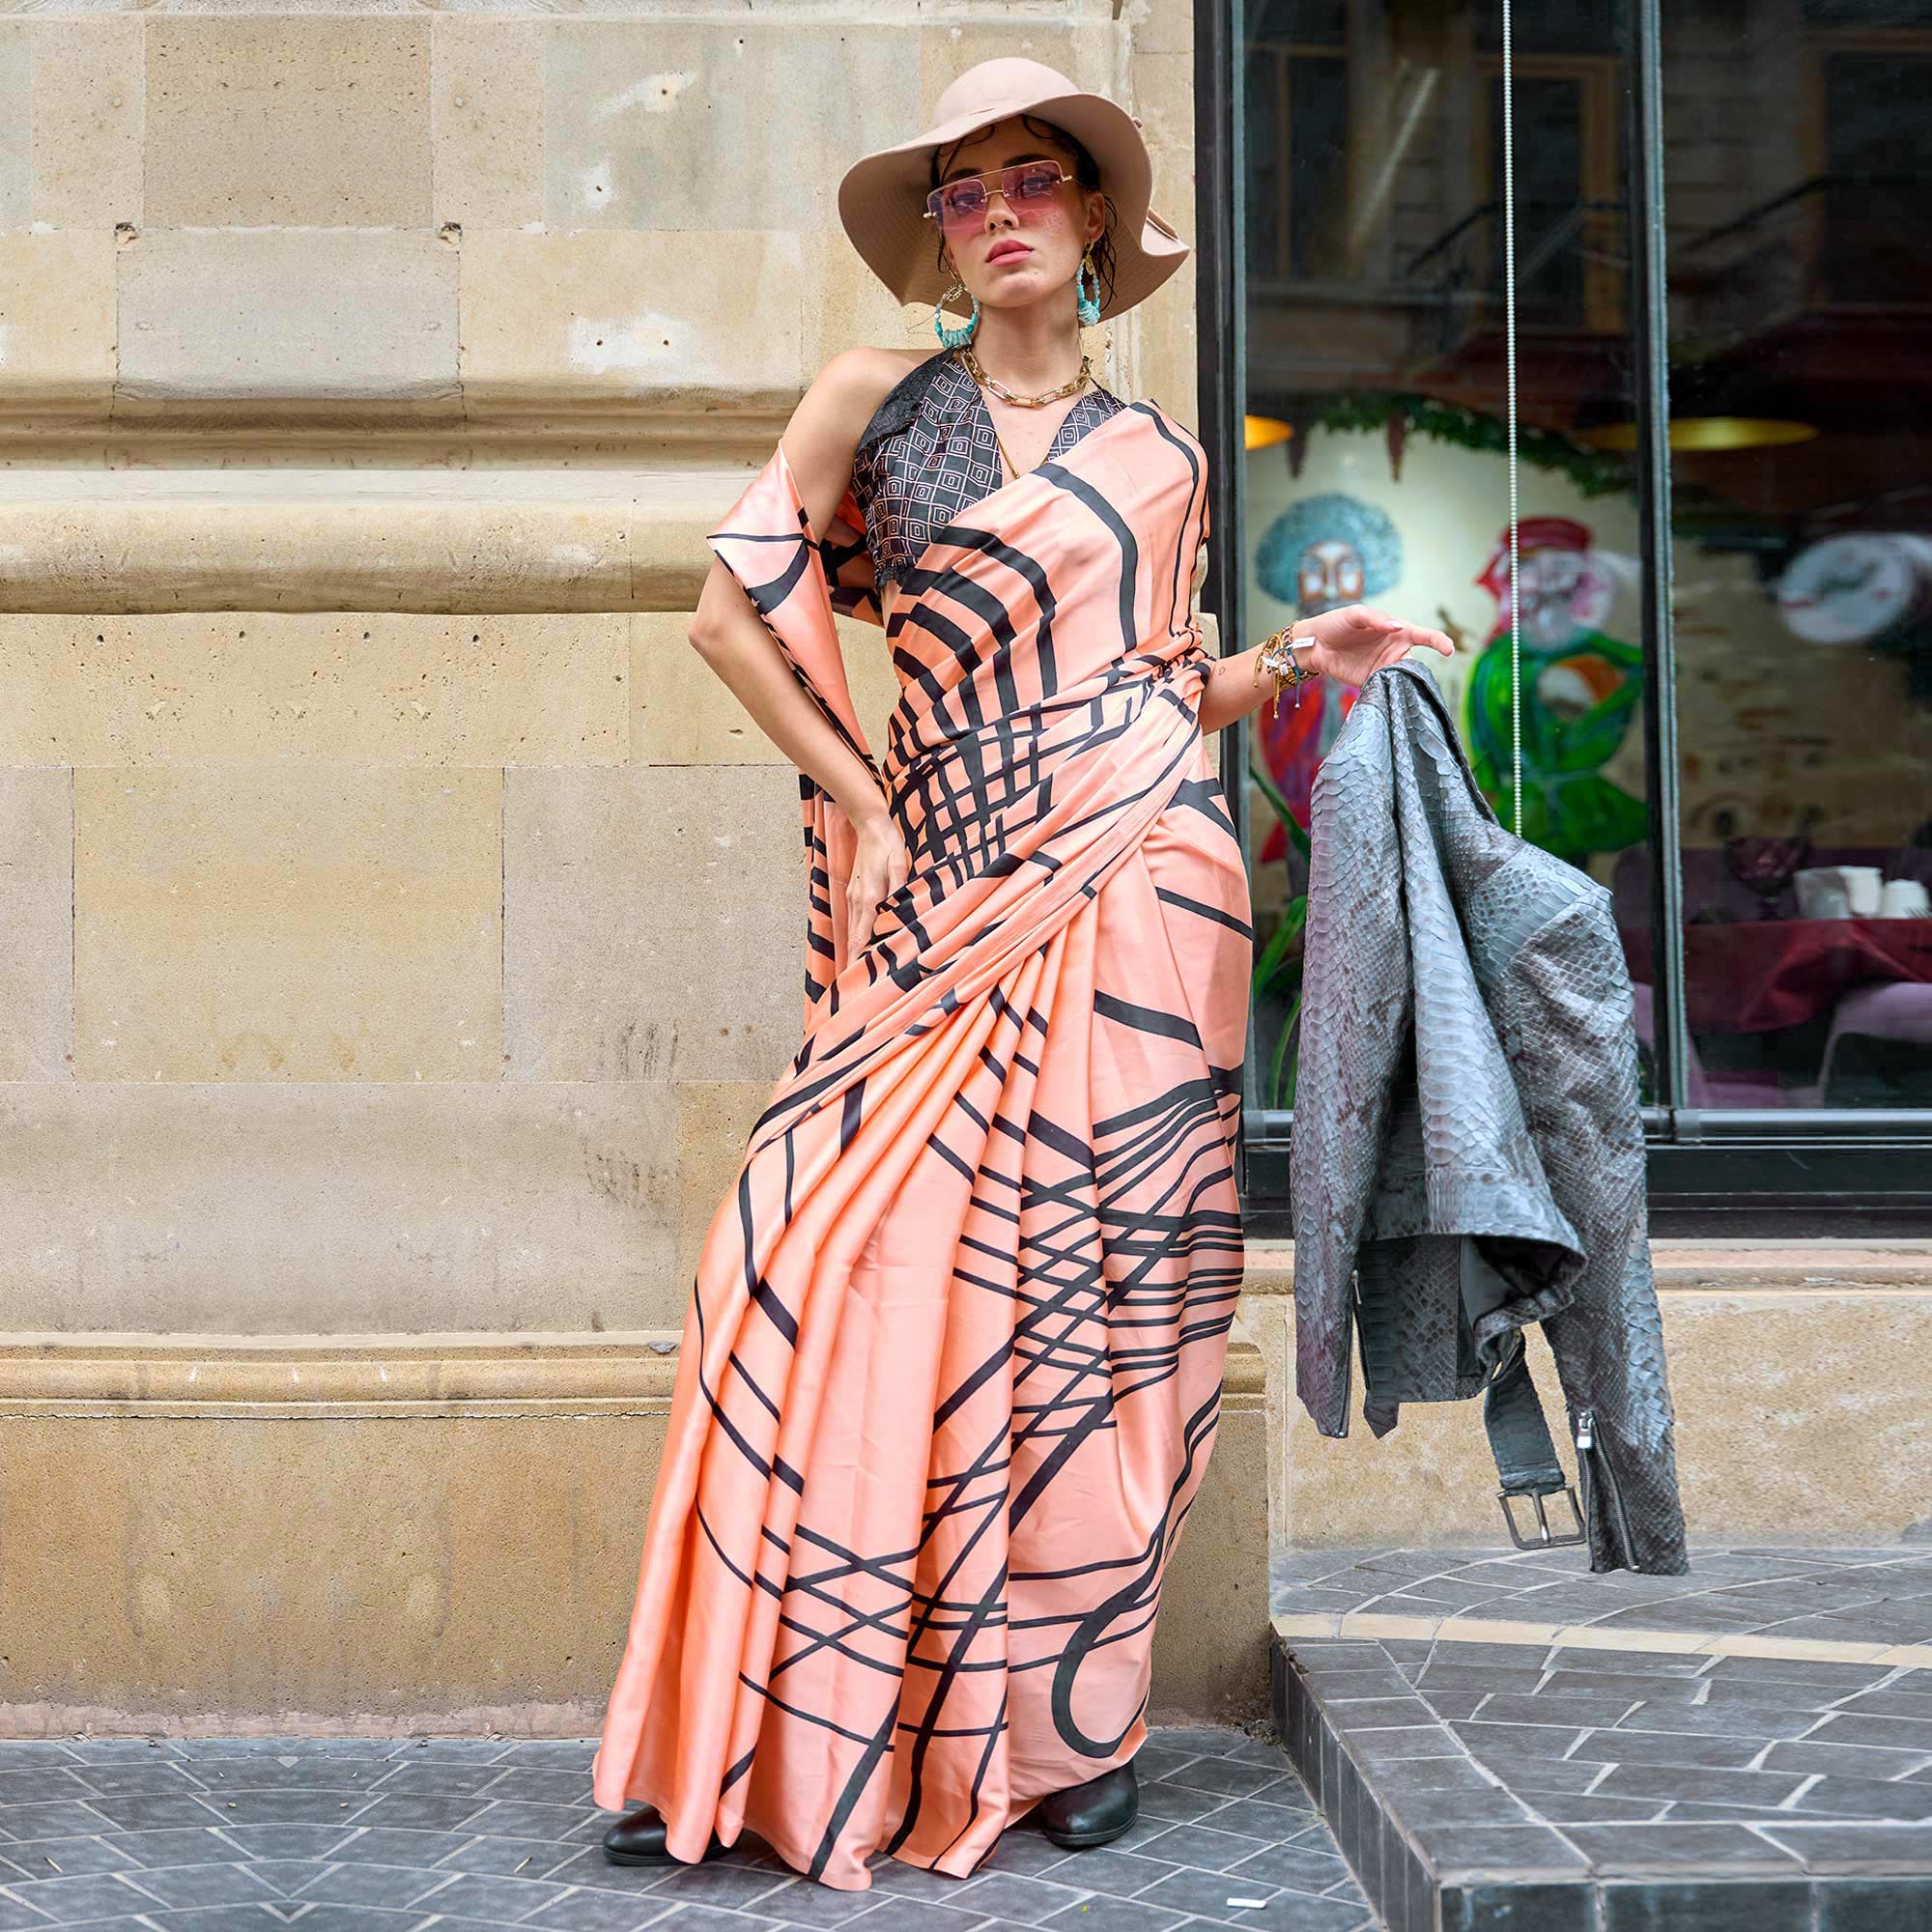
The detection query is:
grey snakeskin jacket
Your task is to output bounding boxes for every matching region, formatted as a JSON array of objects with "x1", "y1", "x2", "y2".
[{"x1": 1289, "y1": 659, "x2": 1689, "y2": 1575}]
